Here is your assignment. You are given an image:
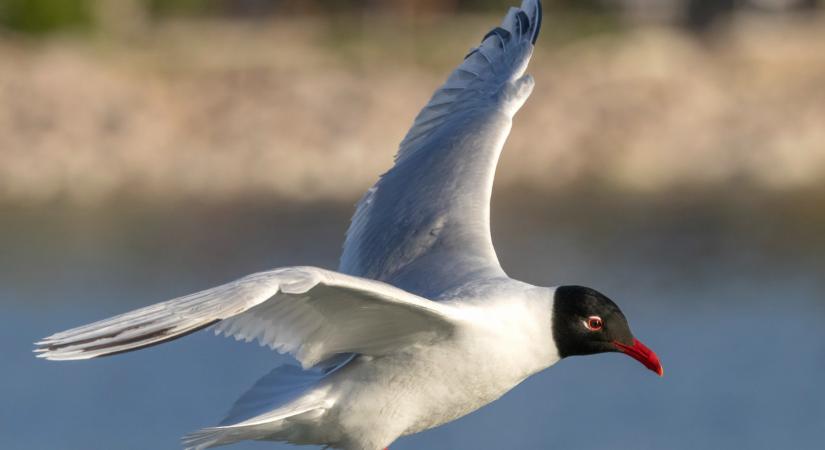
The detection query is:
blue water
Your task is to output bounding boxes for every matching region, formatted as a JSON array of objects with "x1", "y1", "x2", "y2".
[{"x1": 2, "y1": 200, "x2": 824, "y2": 449}]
